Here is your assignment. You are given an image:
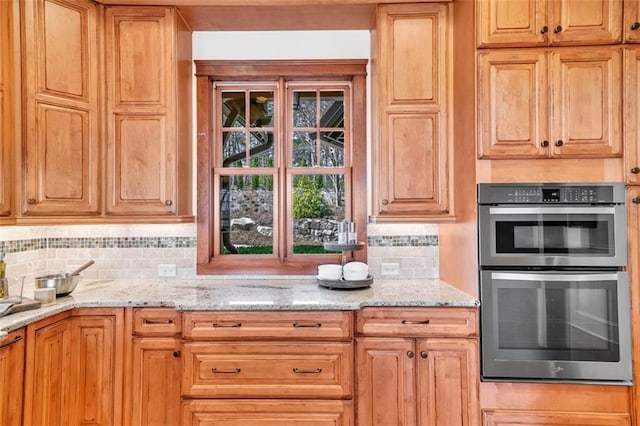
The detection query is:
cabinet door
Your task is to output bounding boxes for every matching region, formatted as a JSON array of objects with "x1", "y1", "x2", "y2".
[
  {"x1": 0, "y1": 0, "x2": 15, "y2": 217},
  {"x1": 0, "y1": 330, "x2": 25, "y2": 426},
  {"x1": 550, "y1": 47, "x2": 622, "y2": 158},
  {"x1": 22, "y1": 0, "x2": 99, "y2": 215},
  {"x1": 417, "y1": 338, "x2": 479, "y2": 426},
  {"x1": 625, "y1": 48, "x2": 640, "y2": 183},
  {"x1": 477, "y1": 0, "x2": 548, "y2": 47},
  {"x1": 355, "y1": 338, "x2": 416, "y2": 426},
  {"x1": 105, "y1": 7, "x2": 177, "y2": 216},
  {"x1": 477, "y1": 50, "x2": 549, "y2": 159},
  {"x1": 626, "y1": 189, "x2": 640, "y2": 425},
  {"x1": 625, "y1": 0, "x2": 640, "y2": 42},
  {"x1": 126, "y1": 338, "x2": 181, "y2": 426},
  {"x1": 550, "y1": 0, "x2": 622, "y2": 45},
  {"x1": 24, "y1": 319, "x2": 73, "y2": 426},
  {"x1": 374, "y1": 4, "x2": 451, "y2": 220},
  {"x1": 70, "y1": 315, "x2": 120, "y2": 426}
]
